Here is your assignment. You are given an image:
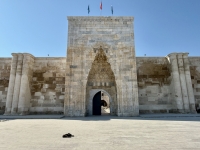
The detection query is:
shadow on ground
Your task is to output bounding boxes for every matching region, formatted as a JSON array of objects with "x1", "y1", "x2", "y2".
[
  {"x1": 61, "y1": 114, "x2": 200, "y2": 122},
  {"x1": 1, "y1": 114, "x2": 200, "y2": 122}
]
